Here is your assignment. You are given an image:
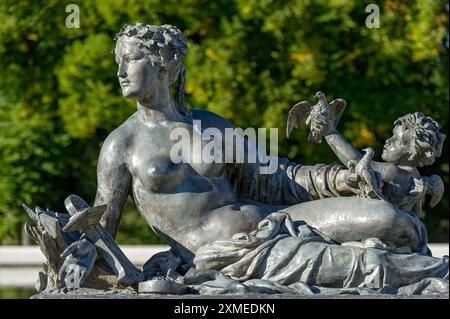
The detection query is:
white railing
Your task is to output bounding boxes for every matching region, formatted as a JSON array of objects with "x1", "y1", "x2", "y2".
[{"x1": 0, "y1": 244, "x2": 448, "y2": 287}]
